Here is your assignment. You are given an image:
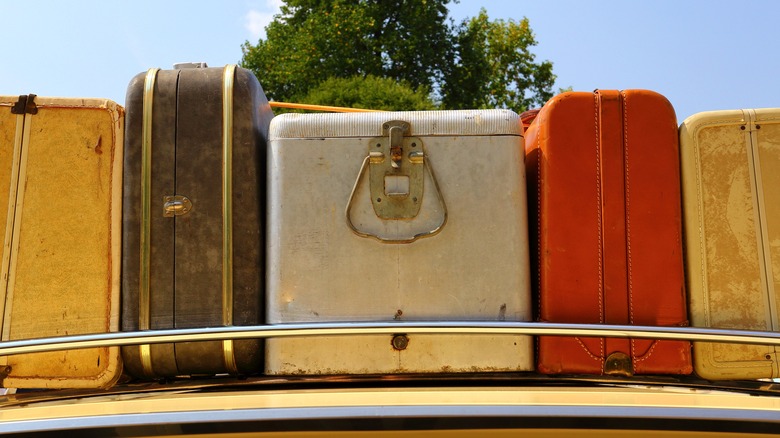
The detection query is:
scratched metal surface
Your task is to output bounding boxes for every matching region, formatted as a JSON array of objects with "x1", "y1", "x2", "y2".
[{"x1": 266, "y1": 110, "x2": 532, "y2": 374}]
